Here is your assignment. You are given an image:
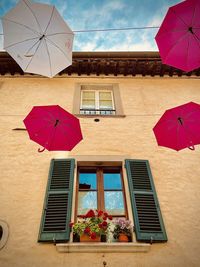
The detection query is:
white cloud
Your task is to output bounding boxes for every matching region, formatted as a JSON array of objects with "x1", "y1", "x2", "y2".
[{"x1": 0, "y1": 0, "x2": 180, "y2": 52}]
